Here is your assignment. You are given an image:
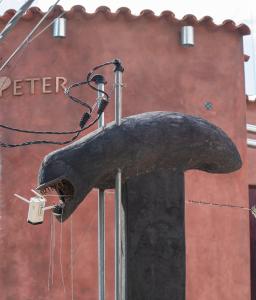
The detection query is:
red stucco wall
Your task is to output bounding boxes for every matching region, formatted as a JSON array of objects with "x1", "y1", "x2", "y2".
[
  {"x1": 247, "y1": 102, "x2": 256, "y2": 185},
  {"x1": 0, "y1": 6, "x2": 251, "y2": 300}
]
